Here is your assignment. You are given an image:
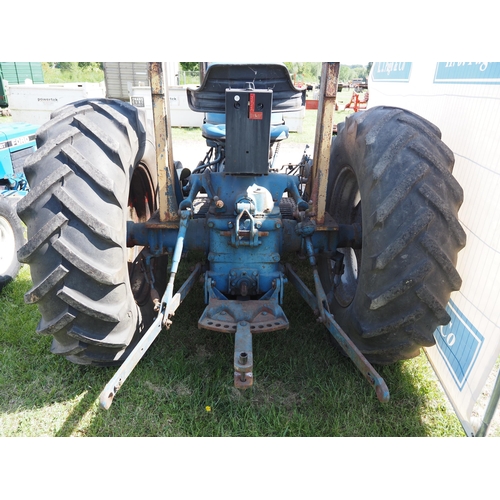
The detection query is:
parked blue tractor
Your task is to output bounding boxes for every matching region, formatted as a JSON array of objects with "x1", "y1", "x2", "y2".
[
  {"x1": 0, "y1": 121, "x2": 37, "y2": 290},
  {"x1": 15, "y1": 63, "x2": 465, "y2": 407}
]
